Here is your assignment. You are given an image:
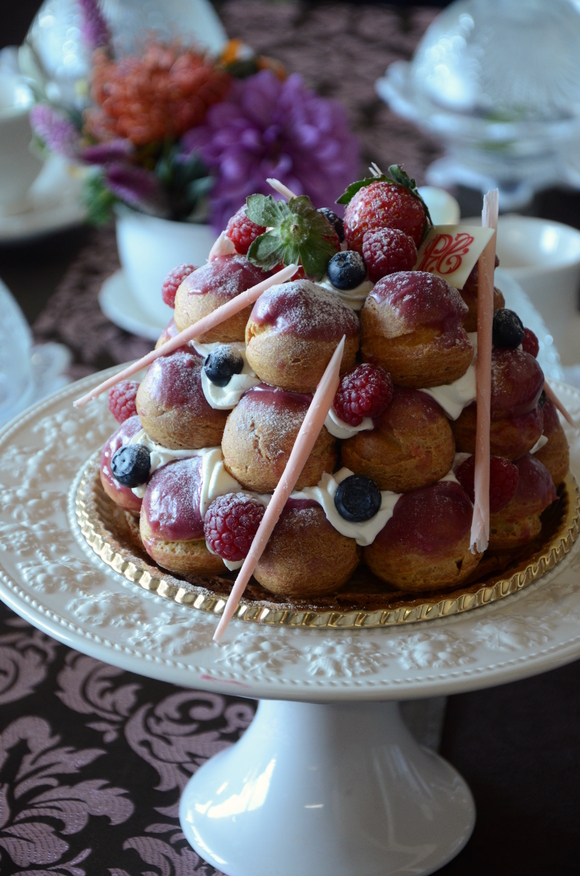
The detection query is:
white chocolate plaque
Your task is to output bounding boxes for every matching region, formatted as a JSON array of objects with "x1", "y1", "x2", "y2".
[{"x1": 415, "y1": 225, "x2": 495, "y2": 289}]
